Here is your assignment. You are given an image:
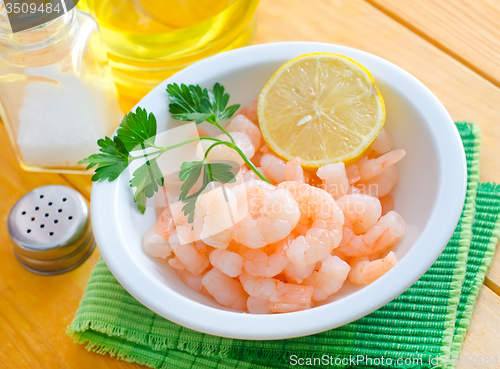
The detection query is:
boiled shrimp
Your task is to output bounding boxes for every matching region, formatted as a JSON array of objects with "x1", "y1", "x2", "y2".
[
  {"x1": 277, "y1": 182, "x2": 344, "y2": 268},
  {"x1": 242, "y1": 234, "x2": 293, "y2": 277},
  {"x1": 193, "y1": 182, "x2": 239, "y2": 248},
  {"x1": 336, "y1": 210, "x2": 407, "y2": 257},
  {"x1": 239, "y1": 100, "x2": 258, "y2": 125},
  {"x1": 336, "y1": 194, "x2": 382, "y2": 233},
  {"x1": 156, "y1": 208, "x2": 175, "y2": 238},
  {"x1": 201, "y1": 268, "x2": 248, "y2": 310},
  {"x1": 260, "y1": 153, "x2": 286, "y2": 184},
  {"x1": 369, "y1": 127, "x2": 394, "y2": 155},
  {"x1": 379, "y1": 195, "x2": 394, "y2": 216},
  {"x1": 316, "y1": 162, "x2": 349, "y2": 199},
  {"x1": 285, "y1": 157, "x2": 305, "y2": 182},
  {"x1": 246, "y1": 296, "x2": 311, "y2": 314},
  {"x1": 348, "y1": 251, "x2": 397, "y2": 285},
  {"x1": 226, "y1": 114, "x2": 262, "y2": 149},
  {"x1": 356, "y1": 166, "x2": 399, "y2": 198},
  {"x1": 358, "y1": 149, "x2": 405, "y2": 181},
  {"x1": 345, "y1": 157, "x2": 367, "y2": 184},
  {"x1": 239, "y1": 271, "x2": 314, "y2": 304},
  {"x1": 142, "y1": 225, "x2": 172, "y2": 259},
  {"x1": 303, "y1": 255, "x2": 350, "y2": 301},
  {"x1": 169, "y1": 230, "x2": 209, "y2": 275},
  {"x1": 199, "y1": 131, "x2": 256, "y2": 166},
  {"x1": 283, "y1": 261, "x2": 314, "y2": 284},
  {"x1": 209, "y1": 249, "x2": 244, "y2": 277},
  {"x1": 232, "y1": 186, "x2": 300, "y2": 248}
]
